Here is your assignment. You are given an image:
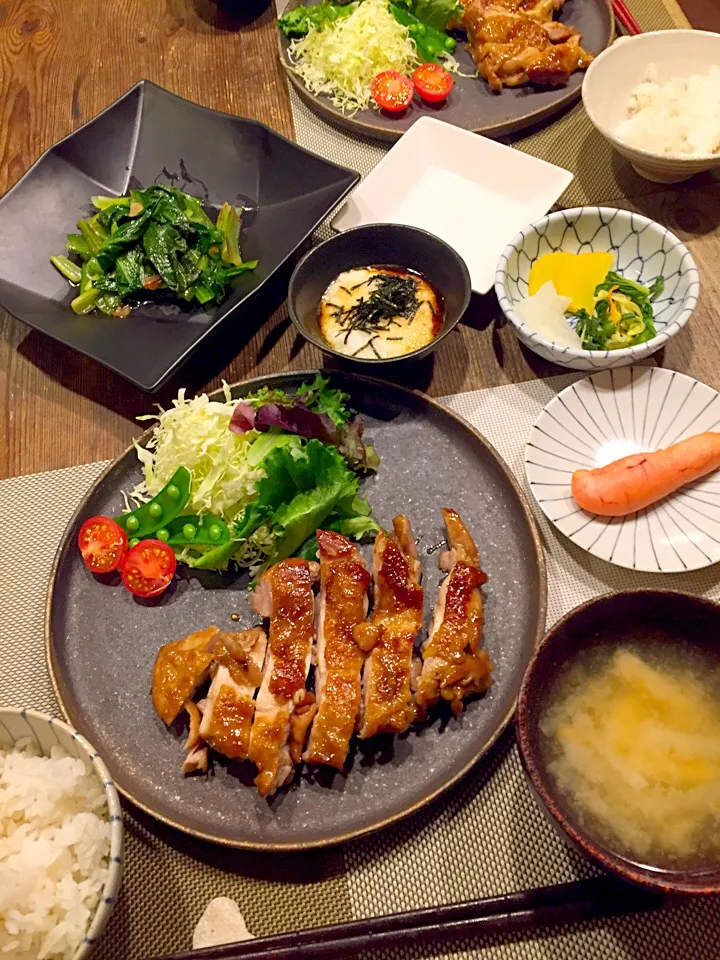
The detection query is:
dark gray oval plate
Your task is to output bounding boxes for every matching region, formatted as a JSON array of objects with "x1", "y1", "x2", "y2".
[
  {"x1": 279, "y1": 0, "x2": 613, "y2": 143},
  {"x1": 46, "y1": 372, "x2": 546, "y2": 850}
]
